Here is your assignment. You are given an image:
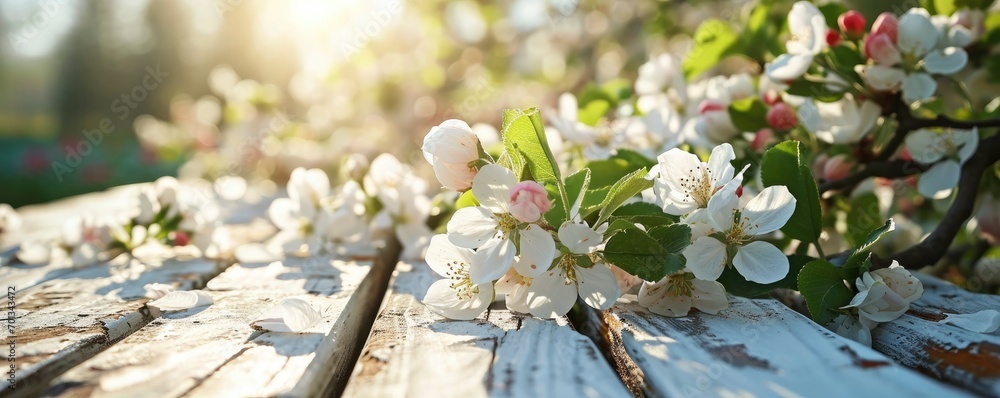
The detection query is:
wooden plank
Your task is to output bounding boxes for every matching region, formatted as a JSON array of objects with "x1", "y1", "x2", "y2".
[
  {"x1": 605, "y1": 297, "x2": 969, "y2": 397},
  {"x1": 342, "y1": 262, "x2": 631, "y2": 398},
  {"x1": 870, "y1": 274, "x2": 1000, "y2": 397},
  {"x1": 4, "y1": 251, "x2": 225, "y2": 398},
  {"x1": 36, "y1": 244, "x2": 394, "y2": 398}
]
